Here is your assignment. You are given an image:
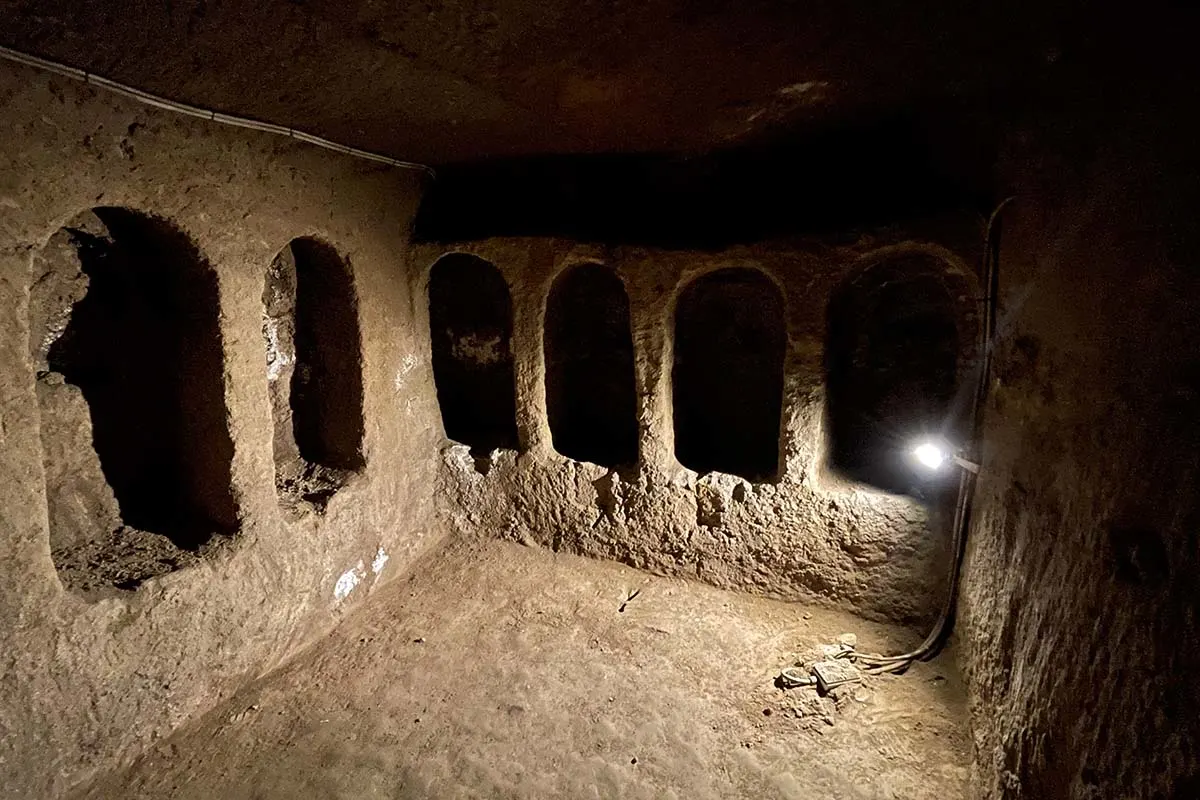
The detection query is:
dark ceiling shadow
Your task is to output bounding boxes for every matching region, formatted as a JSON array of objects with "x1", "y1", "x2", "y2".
[{"x1": 414, "y1": 106, "x2": 1000, "y2": 248}]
